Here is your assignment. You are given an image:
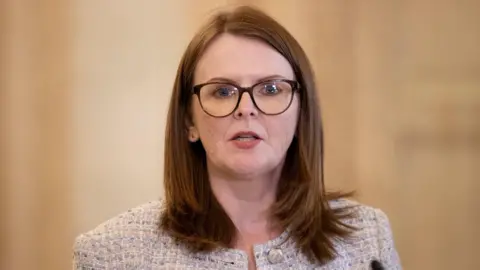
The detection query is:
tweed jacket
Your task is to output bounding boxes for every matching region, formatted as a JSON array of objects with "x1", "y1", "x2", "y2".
[{"x1": 73, "y1": 199, "x2": 401, "y2": 269}]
